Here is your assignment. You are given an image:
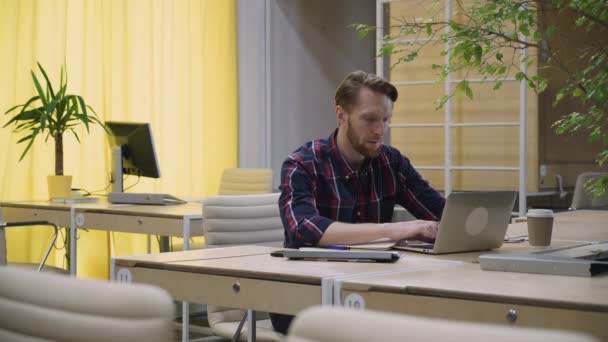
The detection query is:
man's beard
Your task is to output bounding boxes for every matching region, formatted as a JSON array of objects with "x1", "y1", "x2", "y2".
[{"x1": 346, "y1": 118, "x2": 382, "y2": 158}]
